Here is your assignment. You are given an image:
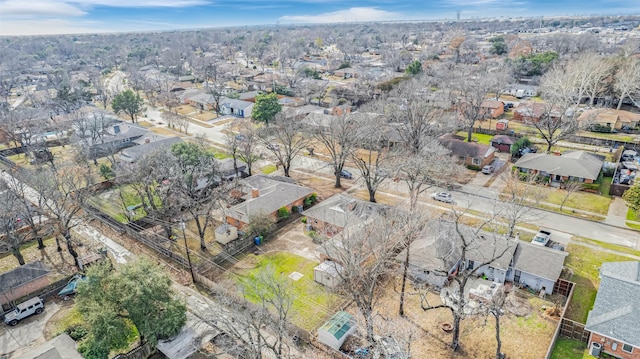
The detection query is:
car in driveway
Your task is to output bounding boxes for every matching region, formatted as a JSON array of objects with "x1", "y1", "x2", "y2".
[
  {"x1": 482, "y1": 165, "x2": 494, "y2": 174},
  {"x1": 3, "y1": 297, "x2": 44, "y2": 326},
  {"x1": 336, "y1": 169, "x2": 353, "y2": 179},
  {"x1": 431, "y1": 192, "x2": 454, "y2": 203}
]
